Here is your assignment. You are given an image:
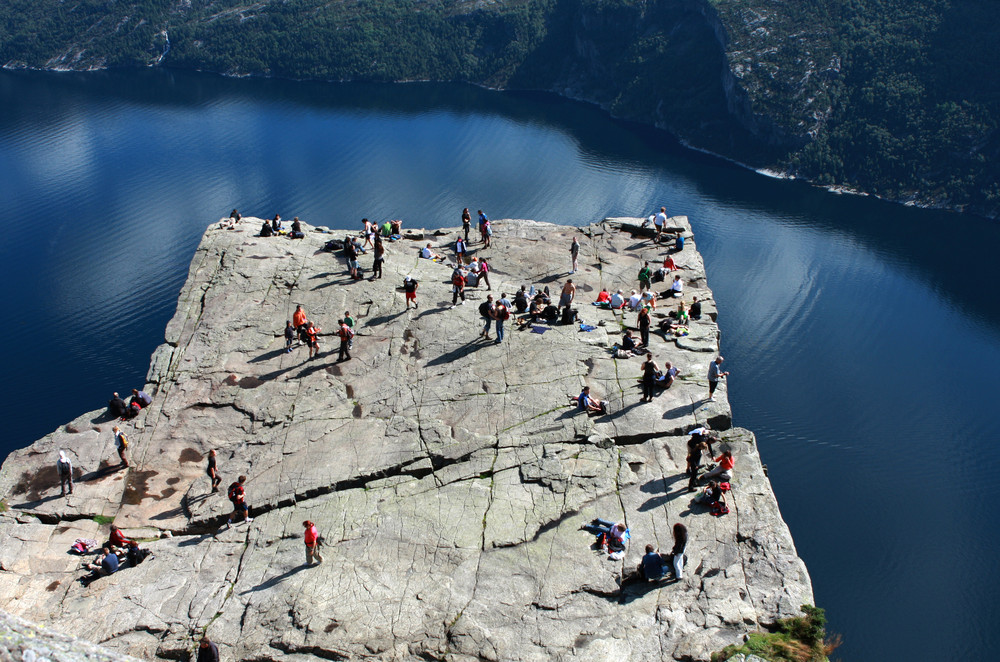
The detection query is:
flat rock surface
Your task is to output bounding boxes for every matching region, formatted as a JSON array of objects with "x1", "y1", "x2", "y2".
[{"x1": 0, "y1": 217, "x2": 812, "y2": 661}]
